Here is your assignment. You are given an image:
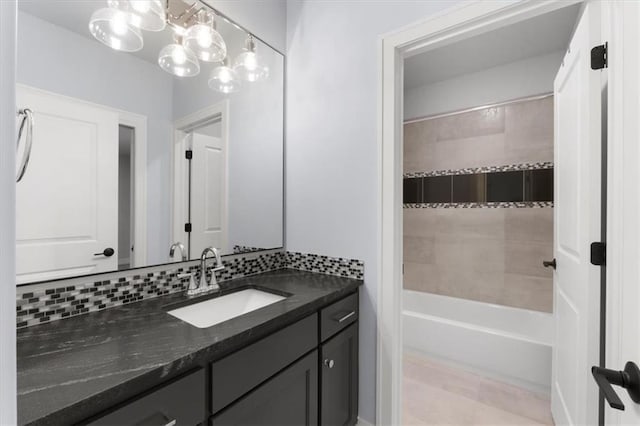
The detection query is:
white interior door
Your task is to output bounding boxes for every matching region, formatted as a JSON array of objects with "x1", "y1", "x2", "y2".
[
  {"x1": 604, "y1": 0, "x2": 640, "y2": 424},
  {"x1": 190, "y1": 132, "x2": 227, "y2": 256},
  {"x1": 16, "y1": 86, "x2": 118, "y2": 283},
  {"x1": 551, "y1": 2, "x2": 603, "y2": 425}
]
